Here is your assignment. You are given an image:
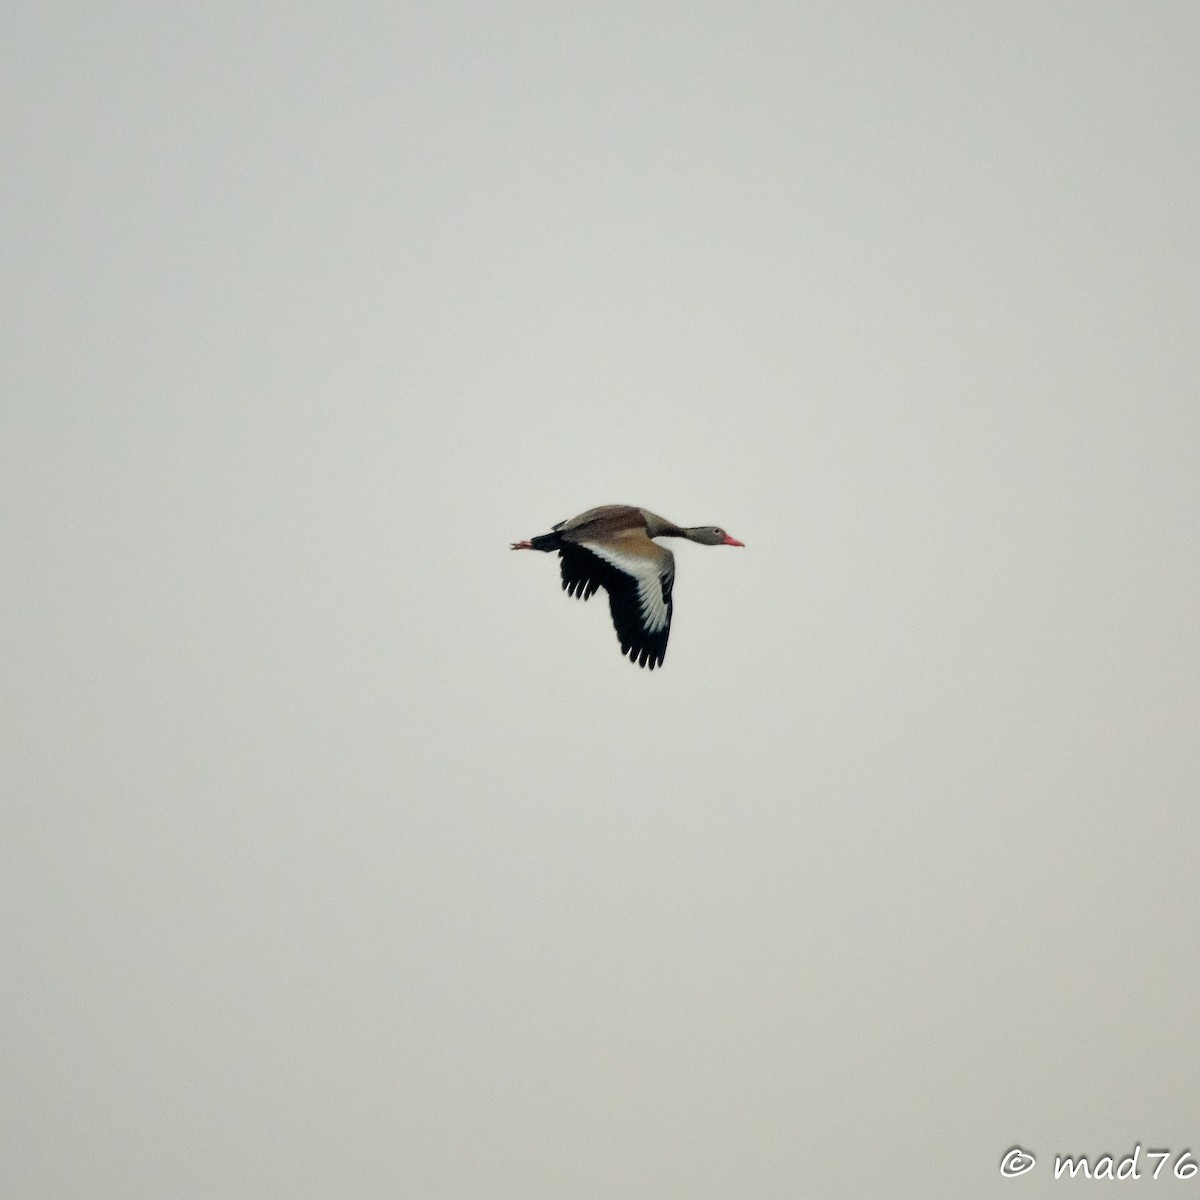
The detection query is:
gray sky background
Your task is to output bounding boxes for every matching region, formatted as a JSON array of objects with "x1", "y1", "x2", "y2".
[{"x1": 4, "y1": 2, "x2": 1198, "y2": 1197}]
